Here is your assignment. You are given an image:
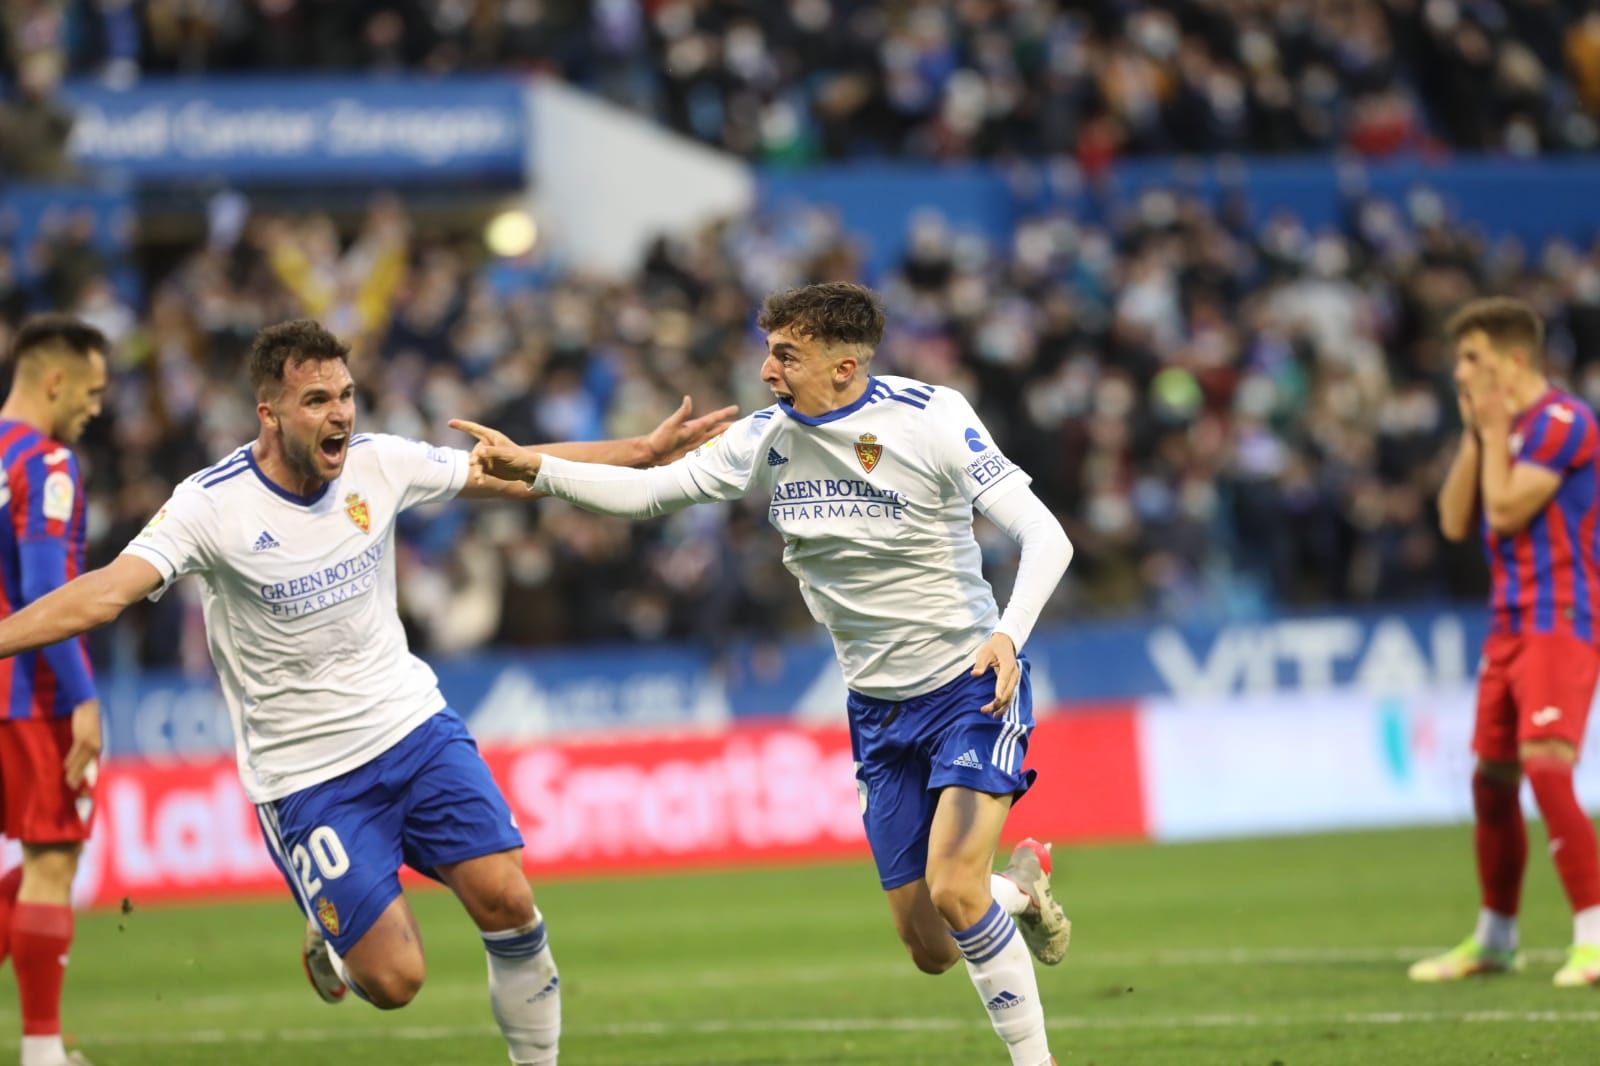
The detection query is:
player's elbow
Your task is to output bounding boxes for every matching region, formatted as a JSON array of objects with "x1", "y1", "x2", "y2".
[
  {"x1": 1439, "y1": 518, "x2": 1472, "y2": 543},
  {"x1": 1484, "y1": 506, "x2": 1529, "y2": 538}
]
